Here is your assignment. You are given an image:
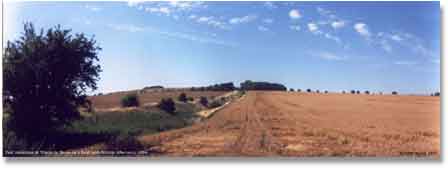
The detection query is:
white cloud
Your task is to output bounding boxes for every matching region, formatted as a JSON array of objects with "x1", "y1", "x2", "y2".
[
  {"x1": 196, "y1": 16, "x2": 229, "y2": 30},
  {"x1": 289, "y1": 25, "x2": 301, "y2": 31},
  {"x1": 159, "y1": 7, "x2": 170, "y2": 14},
  {"x1": 394, "y1": 61, "x2": 417, "y2": 66},
  {"x1": 331, "y1": 21, "x2": 345, "y2": 29},
  {"x1": 317, "y1": 7, "x2": 331, "y2": 16},
  {"x1": 168, "y1": 1, "x2": 206, "y2": 11},
  {"x1": 108, "y1": 23, "x2": 236, "y2": 47},
  {"x1": 307, "y1": 23, "x2": 321, "y2": 34},
  {"x1": 197, "y1": 16, "x2": 212, "y2": 23},
  {"x1": 324, "y1": 33, "x2": 341, "y2": 43},
  {"x1": 313, "y1": 51, "x2": 346, "y2": 61},
  {"x1": 289, "y1": 9, "x2": 302, "y2": 19},
  {"x1": 188, "y1": 14, "x2": 197, "y2": 19},
  {"x1": 264, "y1": 2, "x2": 278, "y2": 9},
  {"x1": 380, "y1": 39, "x2": 392, "y2": 52},
  {"x1": 145, "y1": 7, "x2": 171, "y2": 15},
  {"x1": 258, "y1": 26, "x2": 269, "y2": 32},
  {"x1": 262, "y1": 18, "x2": 274, "y2": 24},
  {"x1": 108, "y1": 24, "x2": 144, "y2": 33},
  {"x1": 390, "y1": 34, "x2": 403, "y2": 41},
  {"x1": 85, "y1": 5, "x2": 102, "y2": 12},
  {"x1": 229, "y1": 15, "x2": 257, "y2": 24},
  {"x1": 127, "y1": 0, "x2": 144, "y2": 7},
  {"x1": 354, "y1": 23, "x2": 370, "y2": 37}
]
